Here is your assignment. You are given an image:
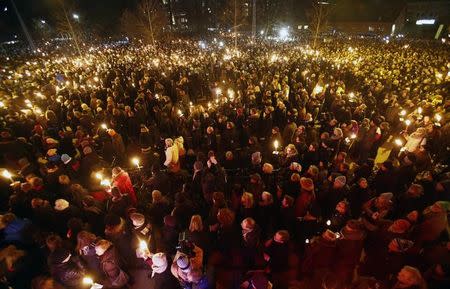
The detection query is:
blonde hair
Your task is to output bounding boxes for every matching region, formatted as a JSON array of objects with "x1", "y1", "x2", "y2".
[
  {"x1": 152, "y1": 190, "x2": 163, "y2": 203},
  {"x1": 58, "y1": 175, "x2": 71, "y2": 185},
  {"x1": 95, "y1": 239, "x2": 112, "y2": 252},
  {"x1": 241, "y1": 192, "x2": 254, "y2": 208},
  {"x1": 263, "y1": 163, "x2": 273, "y2": 174},
  {"x1": 189, "y1": 215, "x2": 204, "y2": 232}
]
